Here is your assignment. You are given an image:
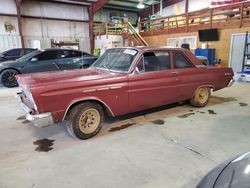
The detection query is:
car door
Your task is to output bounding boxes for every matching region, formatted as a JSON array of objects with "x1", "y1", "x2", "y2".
[
  {"x1": 54, "y1": 50, "x2": 84, "y2": 70},
  {"x1": 171, "y1": 51, "x2": 202, "y2": 100},
  {"x1": 128, "y1": 51, "x2": 180, "y2": 113},
  {"x1": 21, "y1": 50, "x2": 60, "y2": 74}
]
